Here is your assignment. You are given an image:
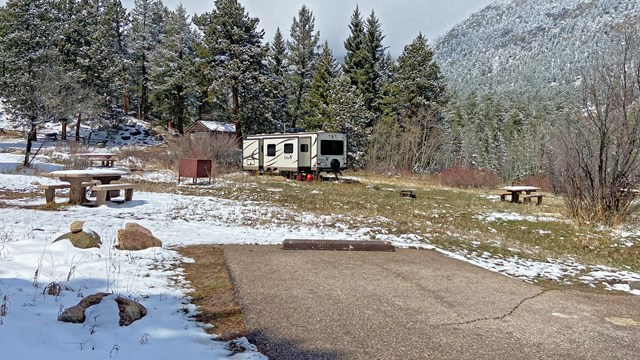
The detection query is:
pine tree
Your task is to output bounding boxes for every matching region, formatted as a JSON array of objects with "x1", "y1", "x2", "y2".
[
  {"x1": 343, "y1": 6, "x2": 368, "y2": 95},
  {"x1": 268, "y1": 28, "x2": 289, "y2": 130},
  {"x1": 344, "y1": 7, "x2": 386, "y2": 124},
  {"x1": 301, "y1": 41, "x2": 338, "y2": 131},
  {"x1": 90, "y1": 0, "x2": 129, "y2": 120},
  {"x1": 129, "y1": 0, "x2": 167, "y2": 120},
  {"x1": 200, "y1": 0, "x2": 271, "y2": 142},
  {"x1": 0, "y1": 0, "x2": 59, "y2": 115},
  {"x1": 0, "y1": 0, "x2": 62, "y2": 165},
  {"x1": 55, "y1": 0, "x2": 121, "y2": 139},
  {"x1": 383, "y1": 33, "x2": 447, "y2": 120},
  {"x1": 269, "y1": 28, "x2": 287, "y2": 79},
  {"x1": 149, "y1": 4, "x2": 199, "y2": 133},
  {"x1": 324, "y1": 75, "x2": 373, "y2": 168},
  {"x1": 363, "y1": 10, "x2": 386, "y2": 119},
  {"x1": 55, "y1": 0, "x2": 94, "y2": 80},
  {"x1": 287, "y1": 5, "x2": 319, "y2": 128}
]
